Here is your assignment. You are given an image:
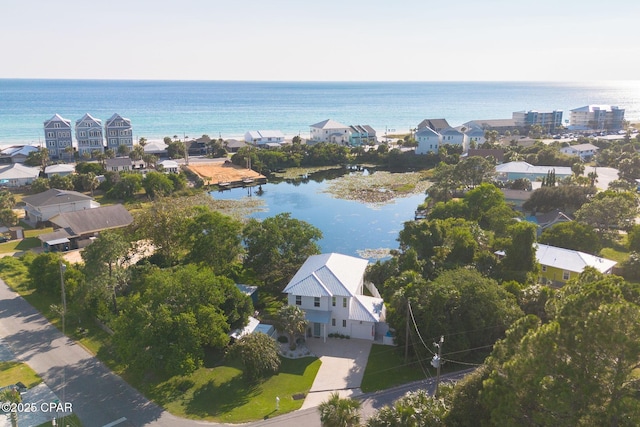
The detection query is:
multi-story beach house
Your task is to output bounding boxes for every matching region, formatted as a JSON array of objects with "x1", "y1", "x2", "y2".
[
  {"x1": 348, "y1": 125, "x2": 377, "y2": 146},
  {"x1": 43, "y1": 114, "x2": 73, "y2": 160},
  {"x1": 416, "y1": 126, "x2": 467, "y2": 154},
  {"x1": 104, "y1": 113, "x2": 133, "y2": 153},
  {"x1": 244, "y1": 130, "x2": 285, "y2": 146},
  {"x1": 283, "y1": 253, "x2": 386, "y2": 341},
  {"x1": 309, "y1": 119, "x2": 350, "y2": 144},
  {"x1": 75, "y1": 113, "x2": 104, "y2": 158},
  {"x1": 415, "y1": 126, "x2": 441, "y2": 154},
  {"x1": 569, "y1": 105, "x2": 625, "y2": 131},
  {"x1": 512, "y1": 110, "x2": 563, "y2": 133}
]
